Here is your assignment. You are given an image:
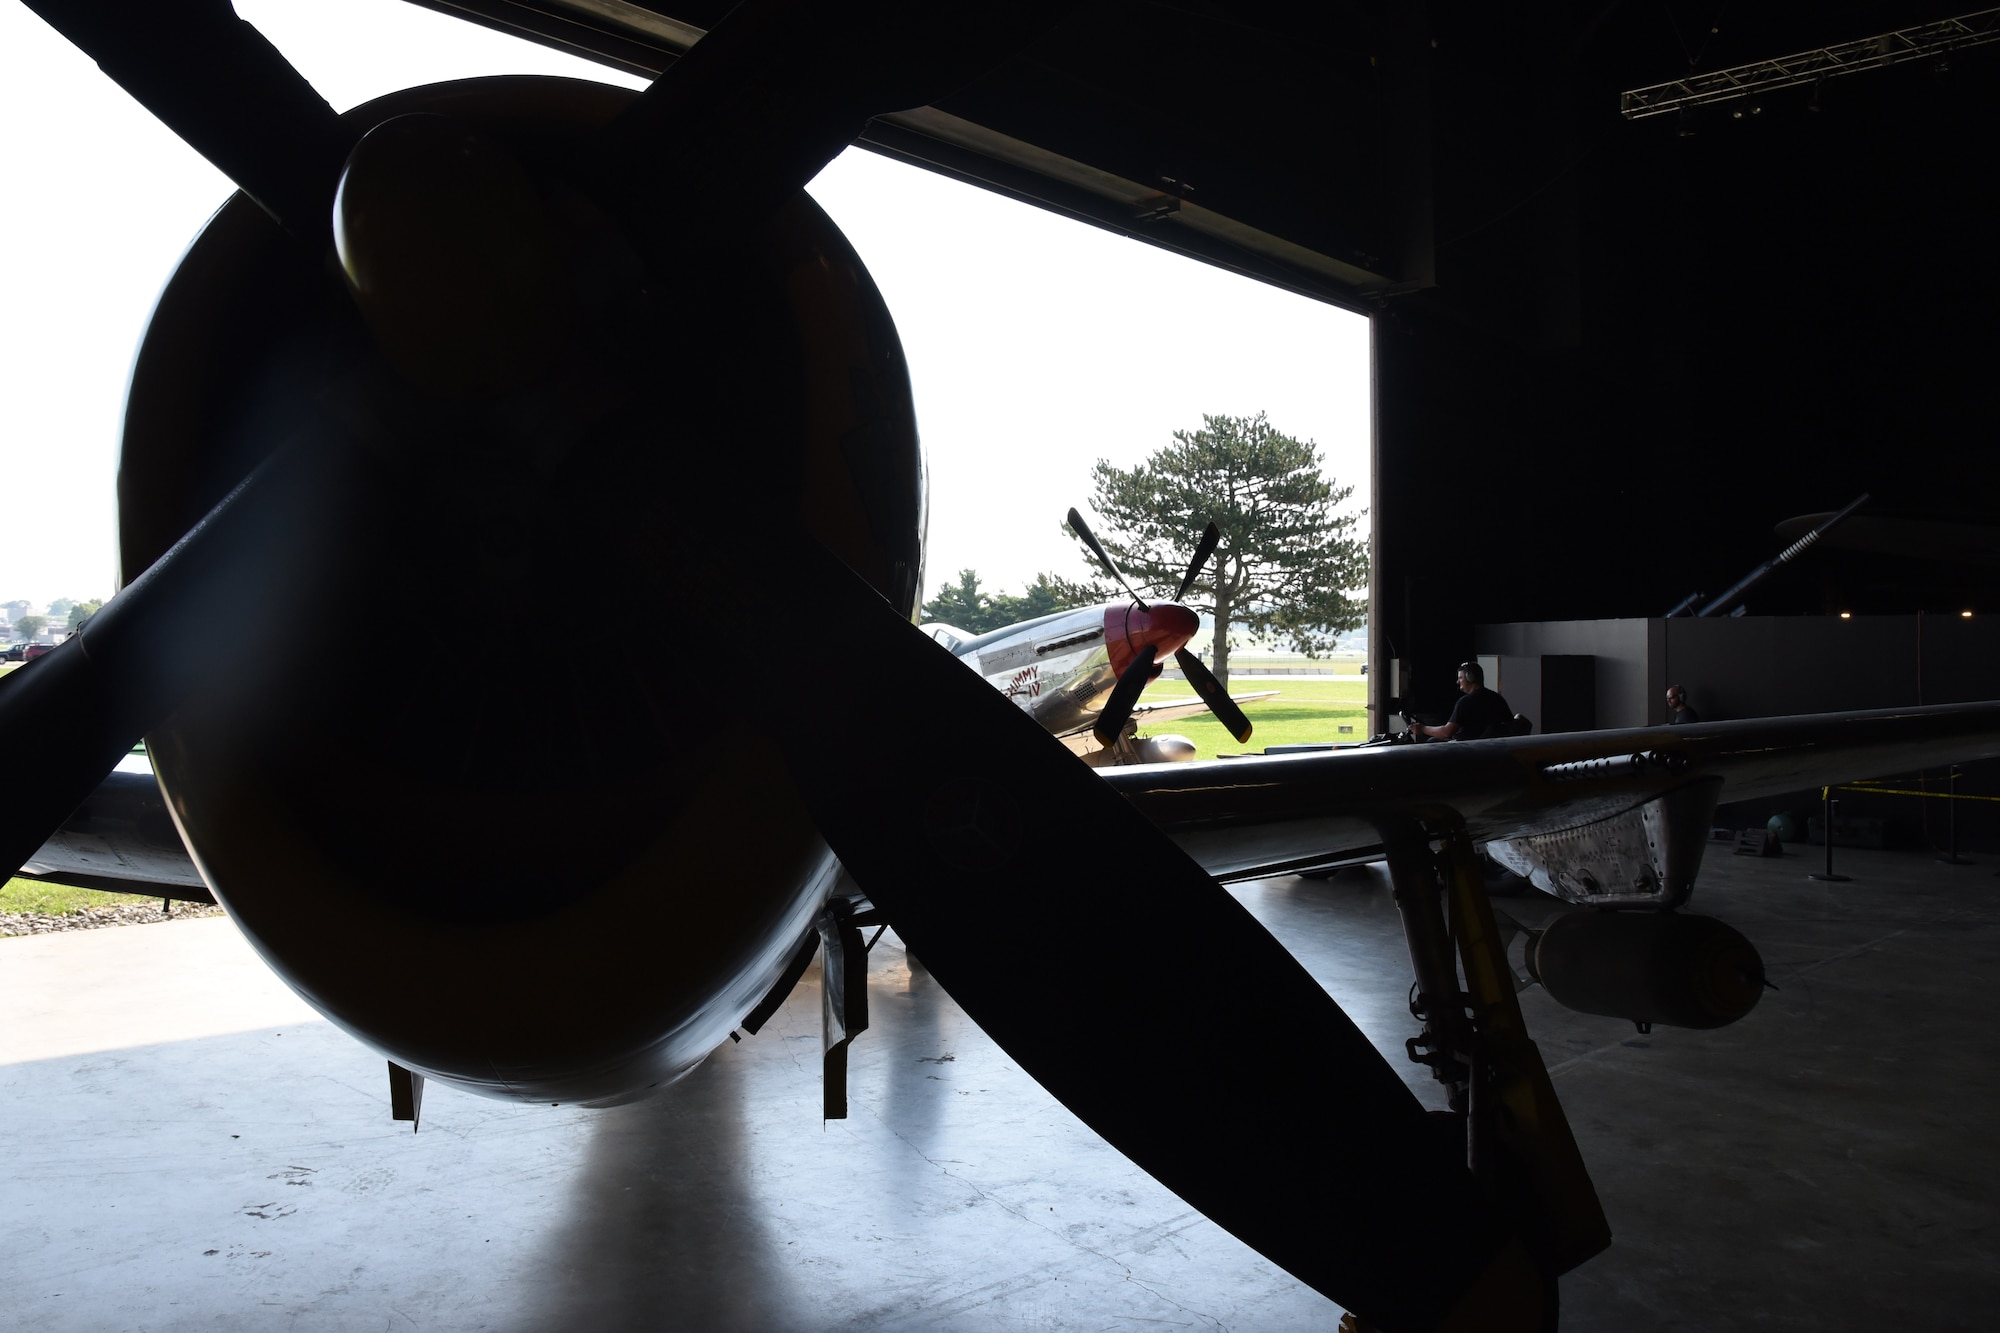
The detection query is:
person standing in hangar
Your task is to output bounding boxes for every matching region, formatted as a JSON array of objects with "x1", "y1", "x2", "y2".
[{"x1": 1665, "y1": 684, "x2": 1702, "y2": 724}]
